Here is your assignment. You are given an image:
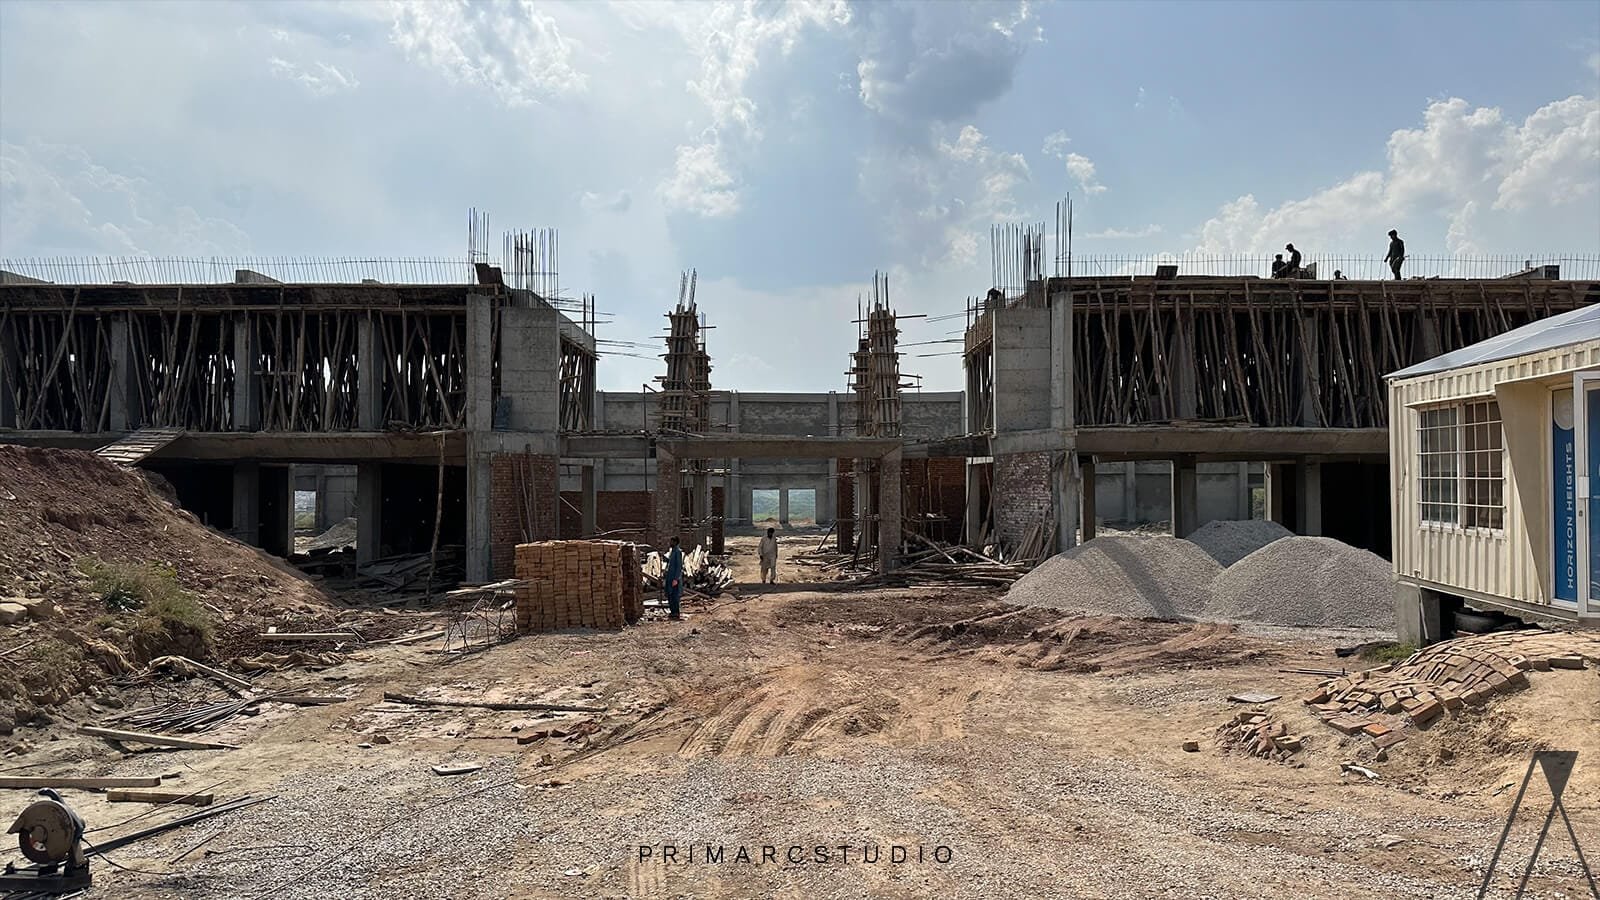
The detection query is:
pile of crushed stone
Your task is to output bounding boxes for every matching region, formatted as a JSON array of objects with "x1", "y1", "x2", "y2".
[
  {"x1": 1185, "y1": 519, "x2": 1293, "y2": 567},
  {"x1": 1004, "y1": 526, "x2": 1395, "y2": 630},
  {"x1": 1003, "y1": 535, "x2": 1221, "y2": 619},
  {"x1": 1208, "y1": 536, "x2": 1394, "y2": 628}
]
